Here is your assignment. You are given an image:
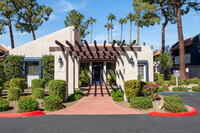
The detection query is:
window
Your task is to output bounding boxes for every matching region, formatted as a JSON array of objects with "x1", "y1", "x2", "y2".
[
  {"x1": 138, "y1": 64, "x2": 146, "y2": 81},
  {"x1": 25, "y1": 62, "x2": 39, "y2": 75},
  {"x1": 106, "y1": 62, "x2": 116, "y2": 74}
]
